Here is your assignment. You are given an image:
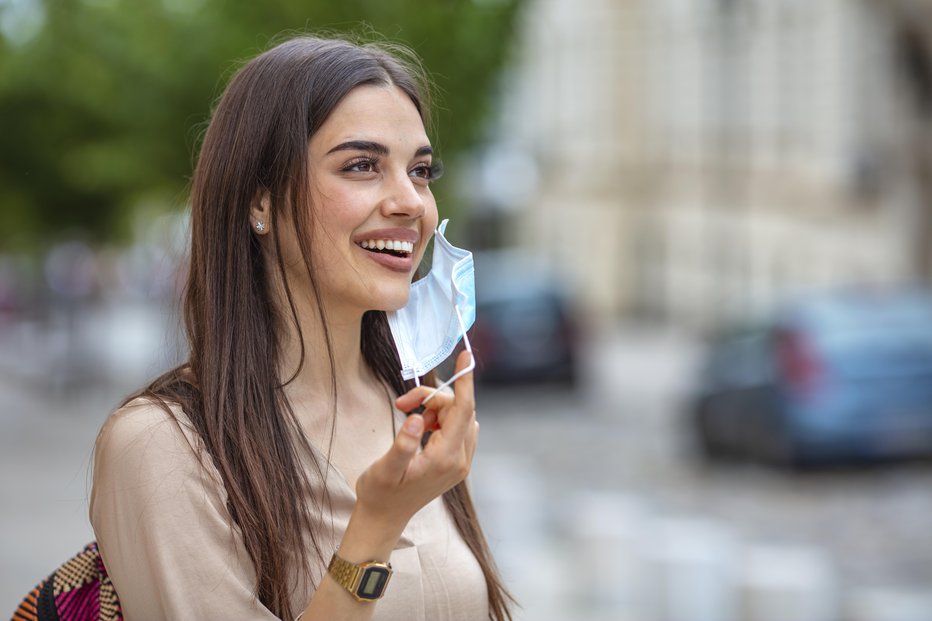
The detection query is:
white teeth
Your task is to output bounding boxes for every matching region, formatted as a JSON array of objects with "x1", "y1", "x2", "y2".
[{"x1": 358, "y1": 239, "x2": 414, "y2": 254}]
